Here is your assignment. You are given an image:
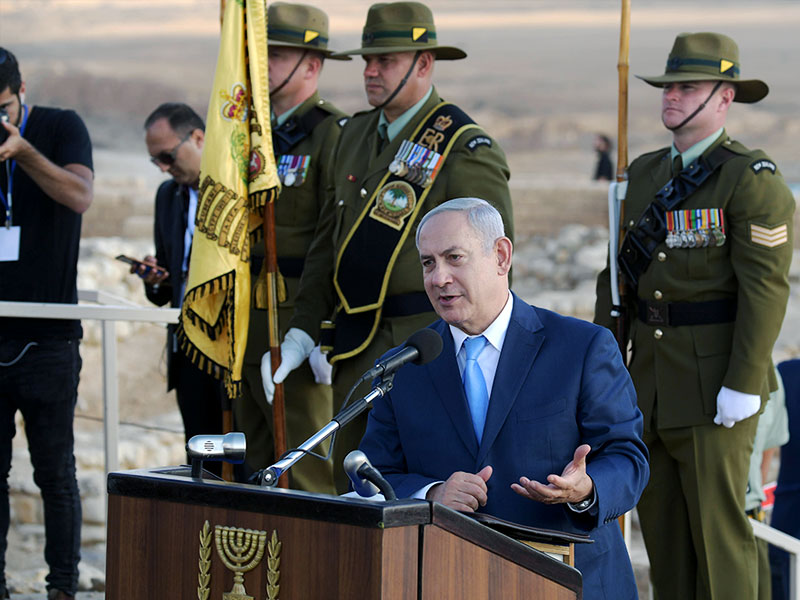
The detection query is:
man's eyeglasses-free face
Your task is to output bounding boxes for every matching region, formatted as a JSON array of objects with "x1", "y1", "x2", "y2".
[{"x1": 150, "y1": 131, "x2": 192, "y2": 167}]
